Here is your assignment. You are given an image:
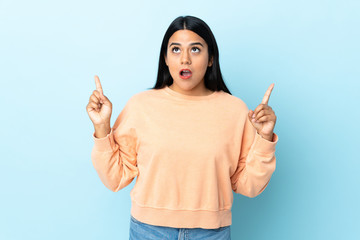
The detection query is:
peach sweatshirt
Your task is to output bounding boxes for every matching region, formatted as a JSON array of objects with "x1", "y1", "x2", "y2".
[{"x1": 91, "y1": 85, "x2": 278, "y2": 229}]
